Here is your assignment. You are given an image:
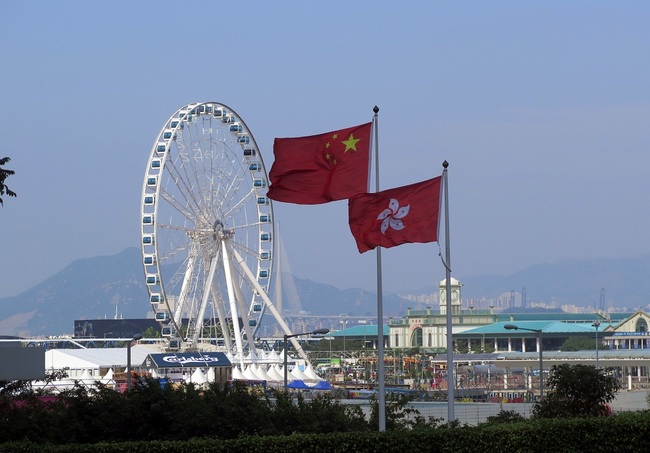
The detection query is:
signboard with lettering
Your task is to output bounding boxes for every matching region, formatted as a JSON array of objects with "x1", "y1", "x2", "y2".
[{"x1": 142, "y1": 352, "x2": 231, "y2": 368}]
